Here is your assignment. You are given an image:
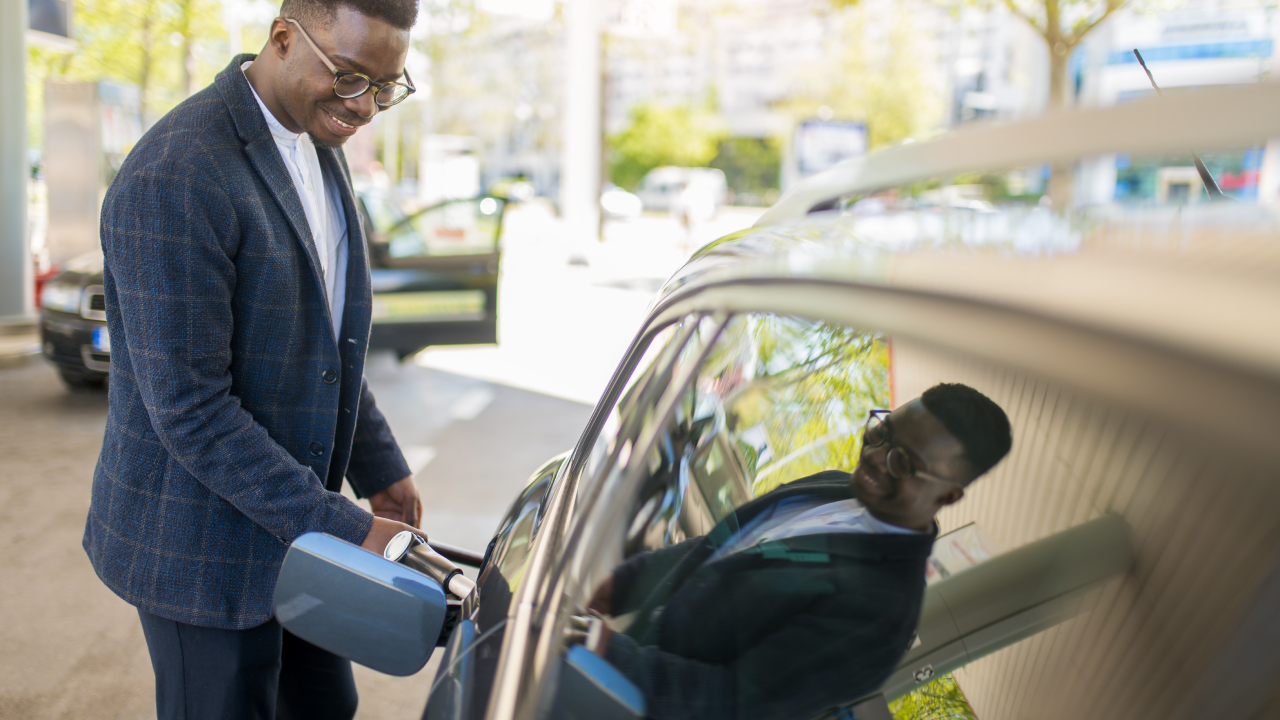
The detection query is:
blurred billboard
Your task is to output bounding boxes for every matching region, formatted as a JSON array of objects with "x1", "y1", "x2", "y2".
[
  {"x1": 795, "y1": 119, "x2": 868, "y2": 177},
  {"x1": 29, "y1": 0, "x2": 71, "y2": 38}
]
